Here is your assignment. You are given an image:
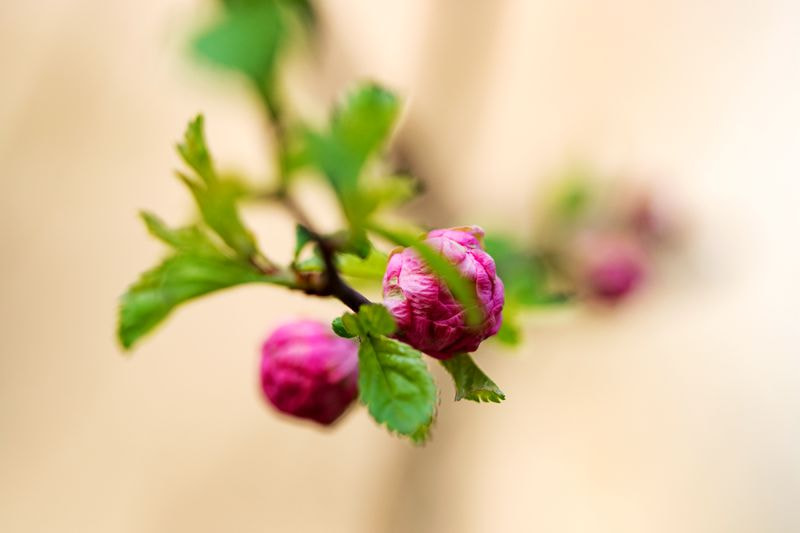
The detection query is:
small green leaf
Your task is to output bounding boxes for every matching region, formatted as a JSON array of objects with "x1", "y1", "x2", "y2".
[
  {"x1": 336, "y1": 248, "x2": 388, "y2": 281},
  {"x1": 193, "y1": 1, "x2": 287, "y2": 83},
  {"x1": 495, "y1": 309, "x2": 522, "y2": 346},
  {"x1": 331, "y1": 316, "x2": 356, "y2": 339},
  {"x1": 356, "y1": 304, "x2": 397, "y2": 336},
  {"x1": 177, "y1": 115, "x2": 215, "y2": 181},
  {"x1": 440, "y1": 354, "x2": 505, "y2": 403},
  {"x1": 118, "y1": 252, "x2": 288, "y2": 349},
  {"x1": 139, "y1": 211, "x2": 220, "y2": 257},
  {"x1": 358, "y1": 335, "x2": 436, "y2": 439},
  {"x1": 340, "y1": 313, "x2": 362, "y2": 338},
  {"x1": 293, "y1": 224, "x2": 314, "y2": 260},
  {"x1": 362, "y1": 174, "x2": 417, "y2": 210},
  {"x1": 175, "y1": 117, "x2": 258, "y2": 259}
]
